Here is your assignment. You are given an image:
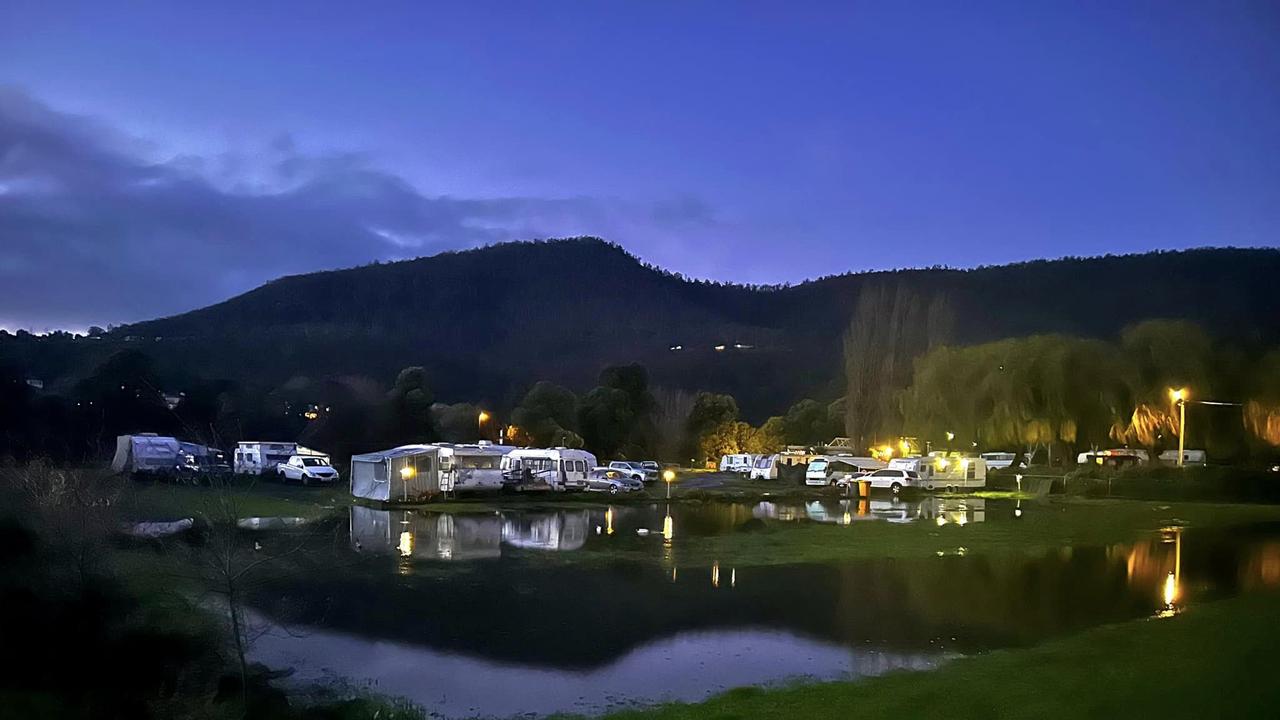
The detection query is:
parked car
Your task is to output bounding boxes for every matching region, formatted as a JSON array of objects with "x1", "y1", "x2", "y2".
[
  {"x1": 609, "y1": 460, "x2": 658, "y2": 483},
  {"x1": 586, "y1": 467, "x2": 640, "y2": 494},
  {"x1": 864, "y1": 468, "x2": 922, "y2": 494},
  {"x1": 278, "y1": 455, "x2": 340, "y2": 484}
]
